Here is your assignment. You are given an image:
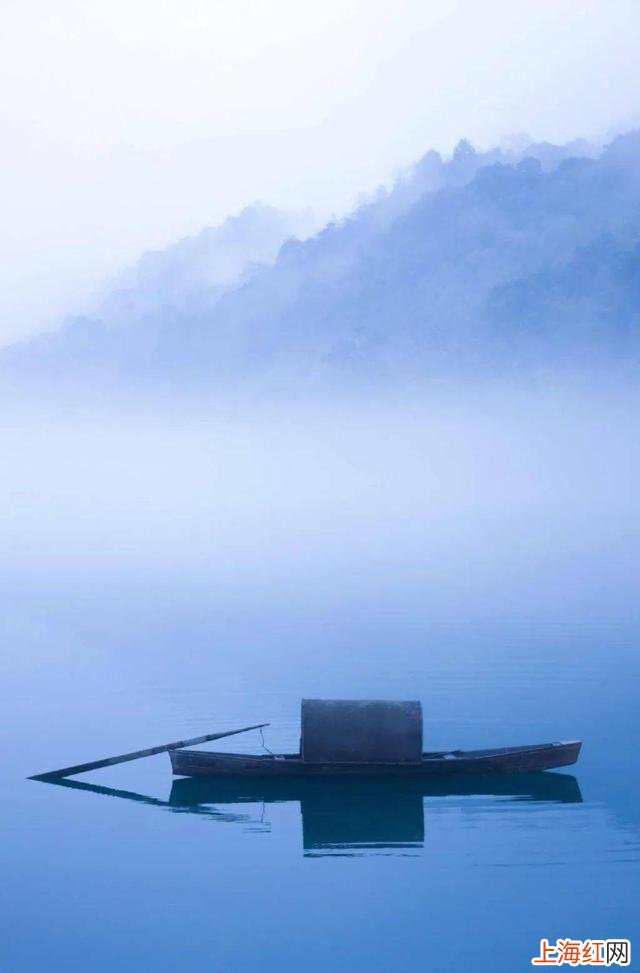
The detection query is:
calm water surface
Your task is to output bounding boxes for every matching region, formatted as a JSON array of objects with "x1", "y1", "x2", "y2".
[{"x1": 1, "y1": 397, "x2": 639, "y2": 971}]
